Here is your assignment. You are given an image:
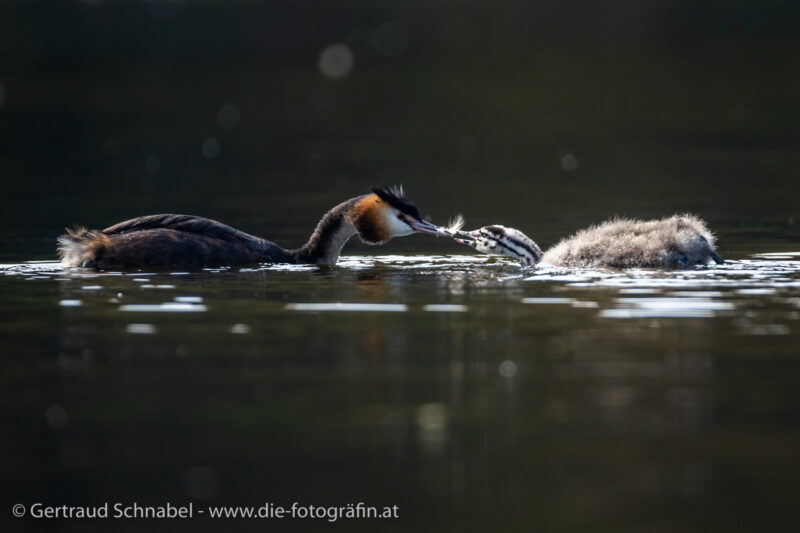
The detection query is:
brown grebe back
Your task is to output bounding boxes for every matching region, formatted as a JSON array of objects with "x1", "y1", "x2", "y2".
[{"x1": 58, "y1": 187, "x2": 448, "y2": 269}]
